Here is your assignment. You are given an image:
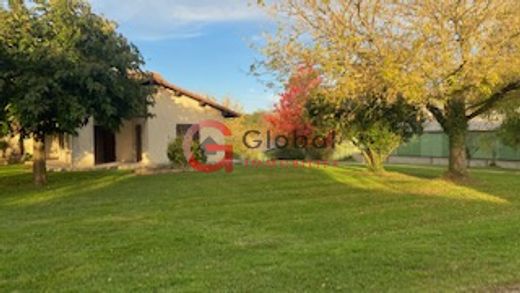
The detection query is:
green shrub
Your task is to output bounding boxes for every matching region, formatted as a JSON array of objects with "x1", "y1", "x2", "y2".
[
  {"x1": 304, "y1": 147, "x2": 334, "y2": 160},
  {"x1": 167, "y1": 138, "x2": 207, "y2": 167},
  {"x1": 266, "y1": 146, "x2": 334, "y2": 161},
  {"x1": 265, "y1": 147, "x2": 306, "y2": 160}
]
